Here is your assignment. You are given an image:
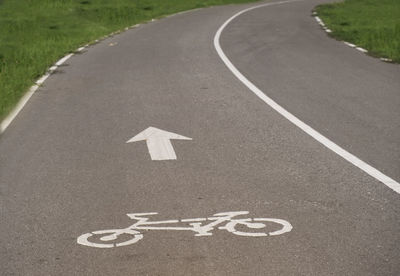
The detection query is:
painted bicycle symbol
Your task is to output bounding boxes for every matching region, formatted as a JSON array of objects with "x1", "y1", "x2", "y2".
[{"x1": 77, "y1": 211, "x2": 293, "y2": 248}]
